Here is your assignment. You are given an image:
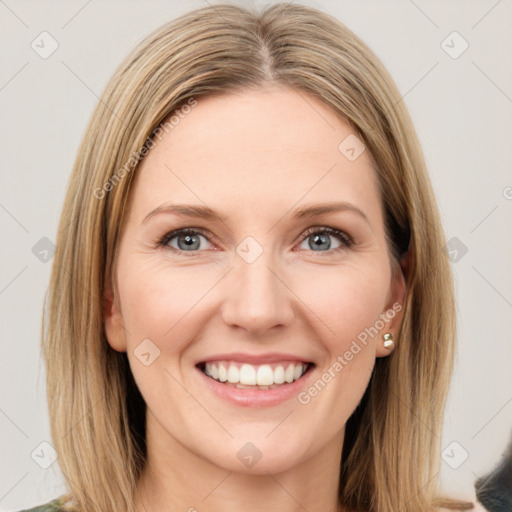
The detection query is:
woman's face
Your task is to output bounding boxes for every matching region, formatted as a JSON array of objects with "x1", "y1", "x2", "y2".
[{"x1": 105, "y1": 86, "x2": 405, "y2": 475}]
